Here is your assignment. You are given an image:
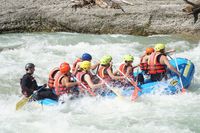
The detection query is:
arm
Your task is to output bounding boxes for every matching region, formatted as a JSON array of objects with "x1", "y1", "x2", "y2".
[
  {"x1": 162, "y1": 56, "x2": 180, "y2": 76},
  {"x1": 72, "y1": 62, "x2": 81, "y2": 75},
  {"x1": 91, "y1": 62, "x2": 100, "y2": 70},
  {"x1": 113, "y1": 70, "x2": 119, "y2": 75},
  {"x1": 84, "y1": 74, "x2": 104, "y2": 90},
  {"x1": 61, "y1": 76, "x2": 79, "y2": 88},
  {"x1": 125, "y1": 66, "x2": 133, "y2": 77},
  {"x1": 165, "y1": 49, "x2": 175, "y2": 55},
  {"x1": 107, "y1": 67, "x2": 124, "y2": 80}
]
